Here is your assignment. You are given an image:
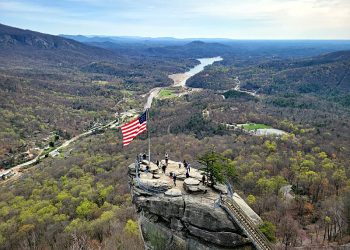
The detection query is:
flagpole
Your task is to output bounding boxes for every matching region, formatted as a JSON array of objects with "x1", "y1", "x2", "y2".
[{"x1": 147, "y1": 108, "x2": 151, "y2": 168}]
